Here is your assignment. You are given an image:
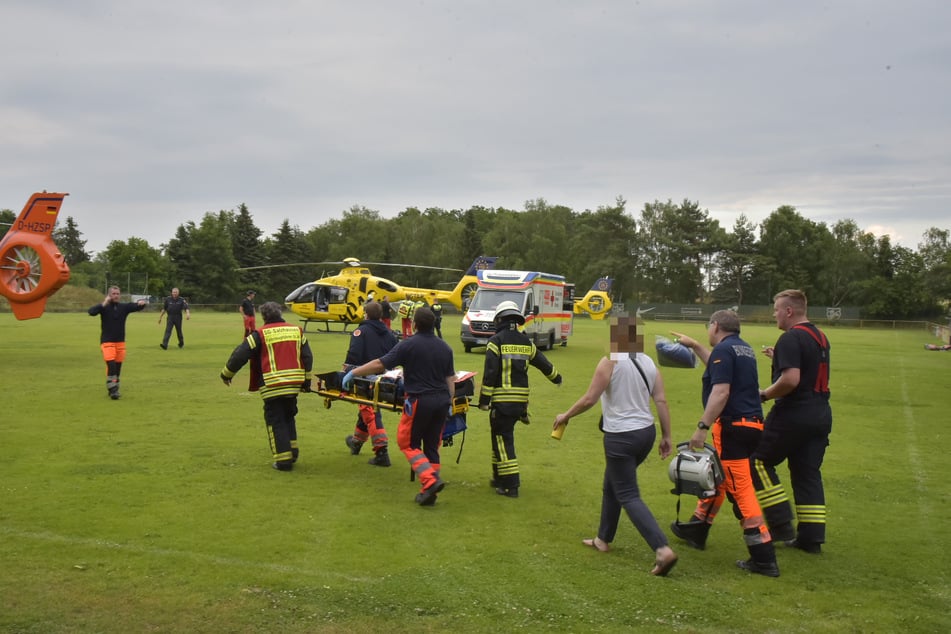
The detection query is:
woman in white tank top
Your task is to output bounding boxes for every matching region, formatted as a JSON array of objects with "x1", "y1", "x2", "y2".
[{"x1": 554, "y1": 351, "x2": 677, "y2": 576}]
